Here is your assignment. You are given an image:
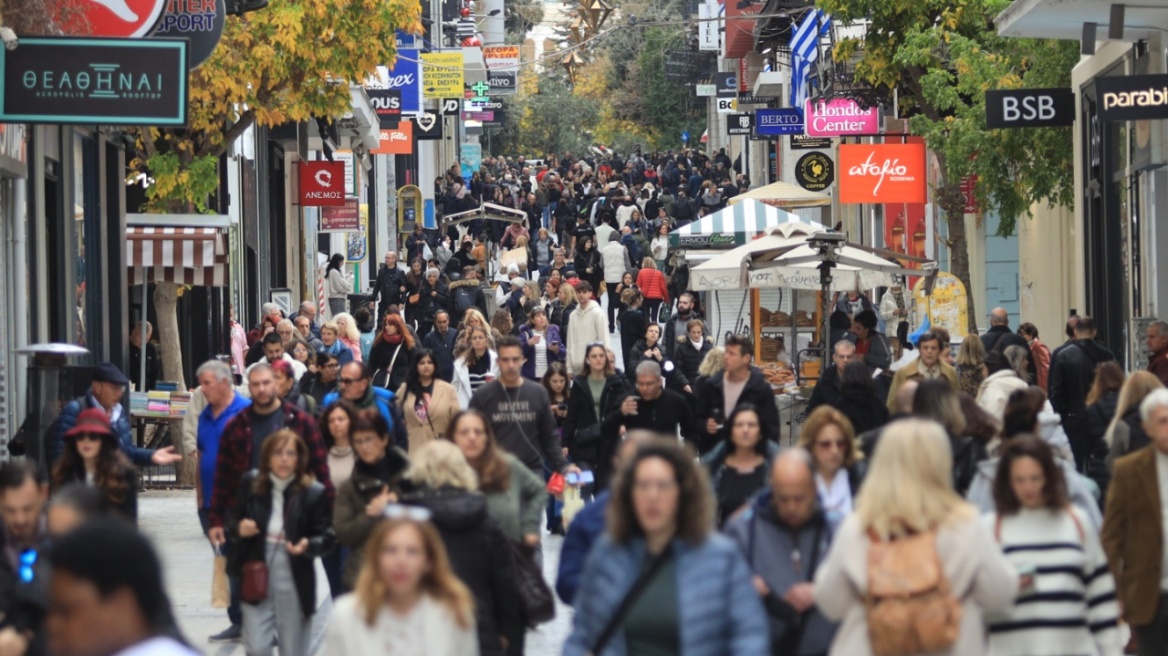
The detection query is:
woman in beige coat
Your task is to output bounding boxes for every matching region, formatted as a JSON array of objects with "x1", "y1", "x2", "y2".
[
  {"x1": 813, "y1": 418, "x2": 1018, "y2": 656},
  {"x1": 396, "y1": 349, "x2": 459, "y2": 453}
]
